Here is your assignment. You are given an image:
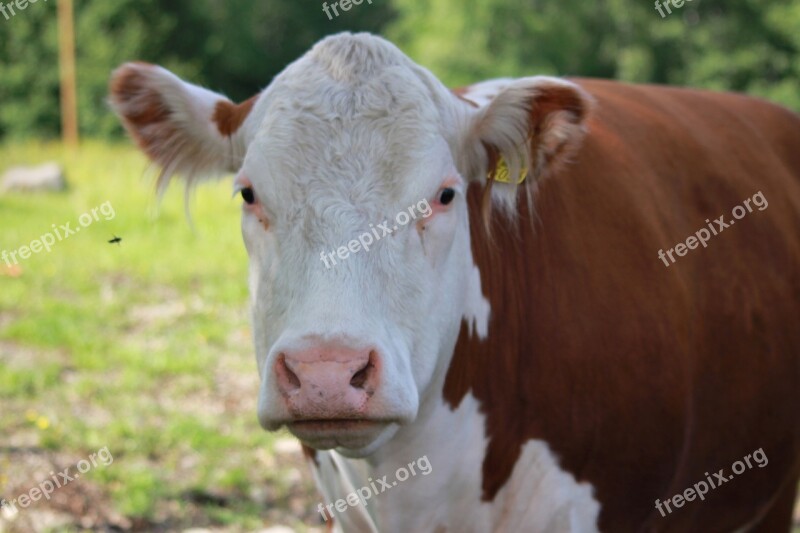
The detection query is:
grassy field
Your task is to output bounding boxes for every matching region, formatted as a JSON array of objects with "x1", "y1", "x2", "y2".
[
  {"x1": 2, "y1": 143, "x2": 799, "y2": 533},
  {"x1": 0, "y1": 143, "x2": 319, "y2": 532}
]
